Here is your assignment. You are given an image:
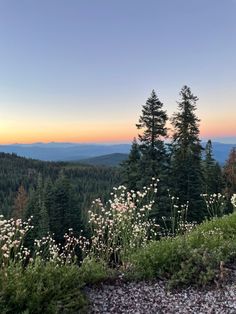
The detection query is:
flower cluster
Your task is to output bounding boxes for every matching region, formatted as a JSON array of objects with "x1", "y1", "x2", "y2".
[
  {"x1": 231, "y1": 194, "x2": 236, "y2": 209},
  {"x1": 200, "y1": 227, "x2": 224, "y2": 240},
  {"x1": 33, "y1": 229, "x2": 79, "y2": 265},
  {"x1": 80, "y1": 179, "x2": 160, "y2": 265},
  {"x1": 0, "y1": 216, "x2": 33, "y2": 268},
  {"x1": 161, "y1": 193, "x2": 193, "y2": 237},
  {"x1": 201, "y1": 193, "x2": 226, "y2": 218},
  {"x1": 0, "y1": 215, "x2": 79, "y2": 268}
]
